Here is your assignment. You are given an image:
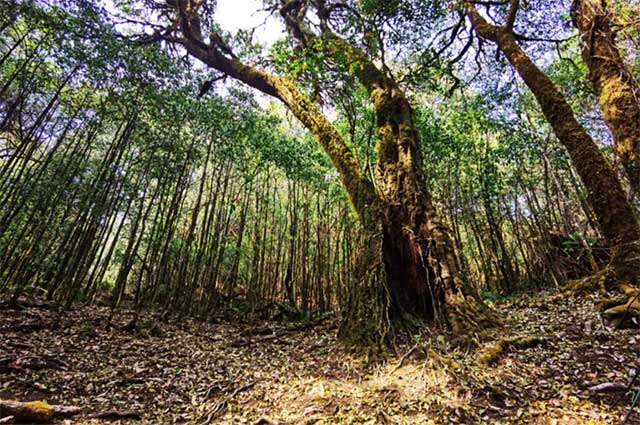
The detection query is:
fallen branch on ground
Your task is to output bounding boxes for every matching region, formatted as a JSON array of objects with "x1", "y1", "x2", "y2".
[
  {"x1": 0, "y1": 355, "x2": 69, "y2": 372},
  {"x1": 0, "y1": 399, "x2": 81, "y2": 423},
  {"x1": 602, "y1": 284, "x2": 640, "y2": 328},
  {"x1": 199, "y1": 382, "x2": 256, "y2": 422},
  {"x1": 477, "y1": 335, "x2": 547, "y2": 366},
  {"x1": 392, "y1": 343, "x2": 420, "y2": 373},
  {"x1": 567, "y1": 269, "x2": 640, "y2": 328},
  {"x1": 588, "y1": 382, "x2": 628, "y2": 392},
  {"x1": 7, "y1": 321, "x2": 50, "y2": 333},
  {"x1": 566, "y1": 268, "x2": 611, "y2": 295},
  {"x1": 0, "y1": 400, "x2": 142, "y2": 423}
]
